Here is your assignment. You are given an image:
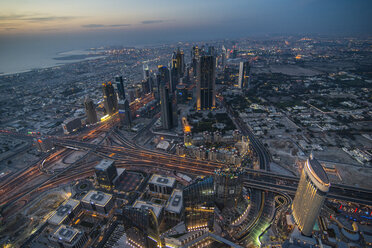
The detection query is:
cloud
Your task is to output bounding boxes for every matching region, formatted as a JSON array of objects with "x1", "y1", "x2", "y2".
[
  {"x1": 24, "y1": 16, "x2": 77, "y2": 22},
  {"x1": 4, "y1": 27, "x2": 17, "y2": 31},
  {"x1": 141, "y1": 19, "x2": 167, "y2": 24},
  {"x1": 107, "y1": 24, "x2": 131, "y2": 27},
  {"x1": 0, "y1": 14, "x2": 78, "y2": 22},
  {"x1": 81, "y1": 23, "x2": 131, "y2": 28},
  {"x1": 81, "y1": 24, "x2": 105, "y2": 28}
]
